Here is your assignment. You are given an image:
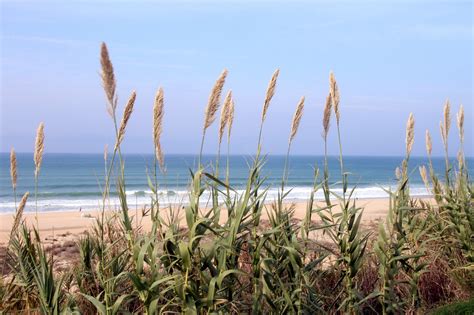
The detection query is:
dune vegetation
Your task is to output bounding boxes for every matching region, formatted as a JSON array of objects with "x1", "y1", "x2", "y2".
[{"x1": 0, "y1": 43, "x2": 472, "y2": 314}]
